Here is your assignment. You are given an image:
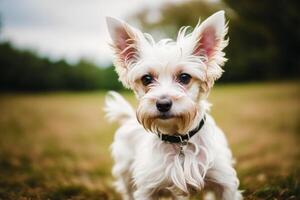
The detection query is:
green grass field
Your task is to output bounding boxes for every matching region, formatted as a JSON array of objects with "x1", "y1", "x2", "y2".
[{"x1": 0, "y1": 82, "x2": 299, "y2": 200}]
